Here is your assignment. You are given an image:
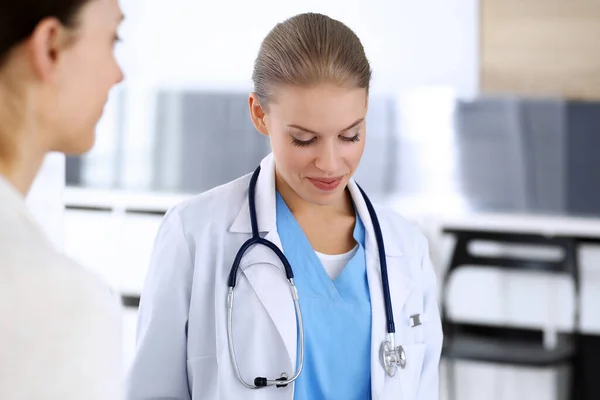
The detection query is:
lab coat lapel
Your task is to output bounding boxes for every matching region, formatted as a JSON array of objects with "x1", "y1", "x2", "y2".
[
  {"x1": 347, "y1": 181, "x2": 414, "y2": 400},
  {"x1": 228, "y1": 153, "x2": 298, "y2": 370},
  {"x1": 238, "y1": 231, "x2": 298, "y2": 371}
]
